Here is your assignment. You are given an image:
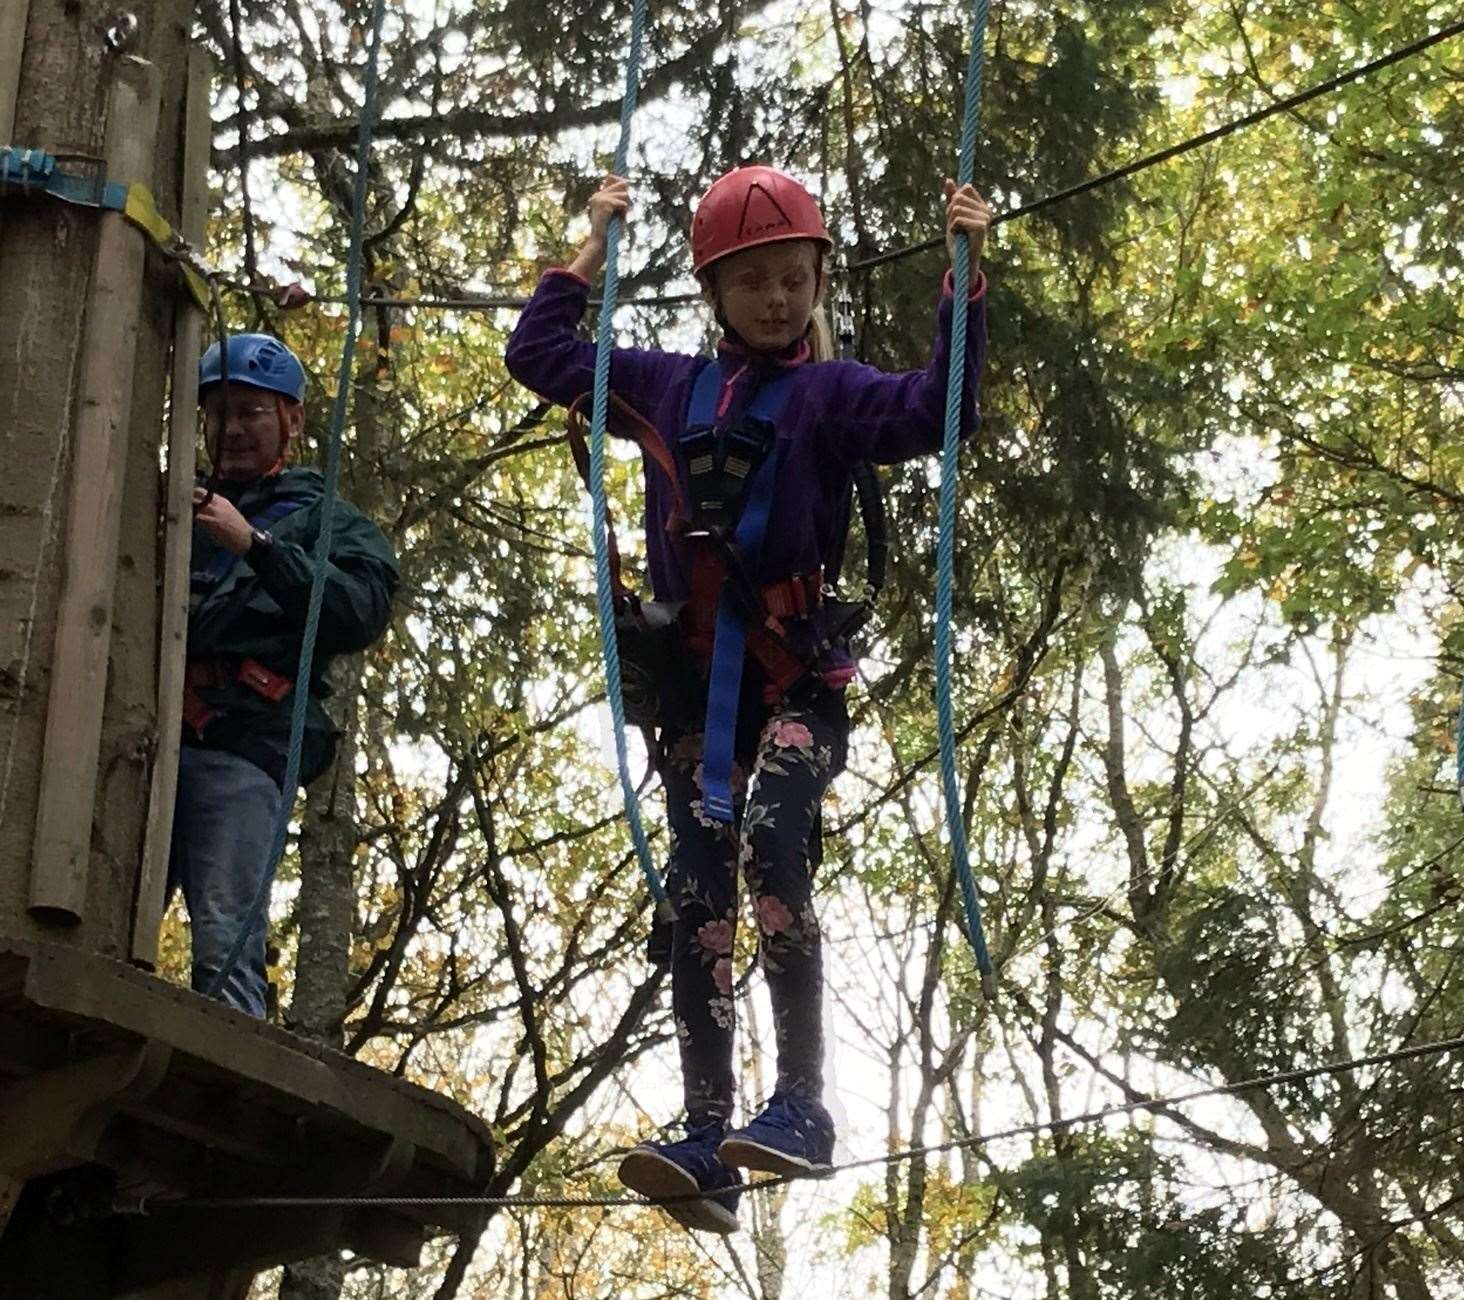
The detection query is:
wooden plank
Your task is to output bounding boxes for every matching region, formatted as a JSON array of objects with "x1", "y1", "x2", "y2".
[
  {"x1": 28, "y1": 59, "x2": 162, "y2": 921},
  {"x1": 0, "y1": 1042, "x2": 171, "y2": 1180},
  {"x1": 17, "y1": 941, "x2": 493, "y2": 1180},
  {"x1": 132, "y1": 47, "x2": 213, "y2": 965},
  {"x1": 0, "y1": 0, "x2": 27, "y2": 143}
]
